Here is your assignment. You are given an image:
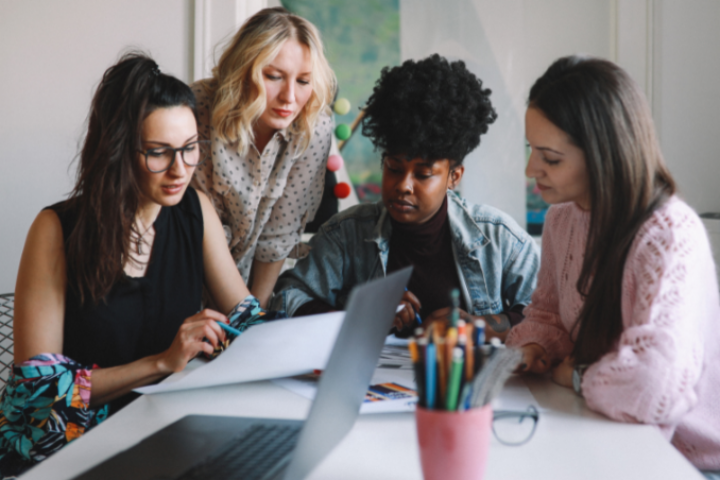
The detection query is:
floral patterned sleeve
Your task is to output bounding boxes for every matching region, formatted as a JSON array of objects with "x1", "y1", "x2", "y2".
[
  {"x1": 206, "y1": 295, "x2": 287, "y2": 359},
  {"x1": 0, "y1": 354, "x2": 108, "y2": 478}
]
